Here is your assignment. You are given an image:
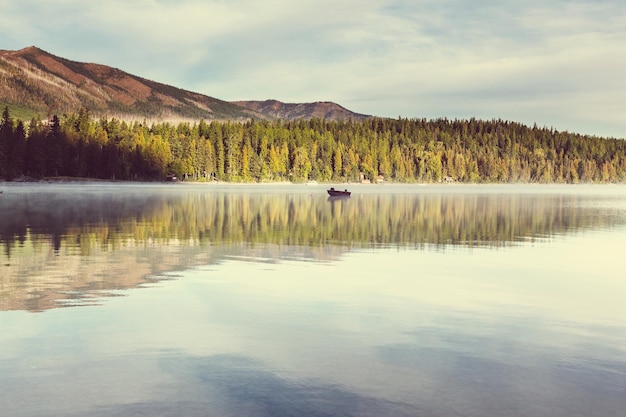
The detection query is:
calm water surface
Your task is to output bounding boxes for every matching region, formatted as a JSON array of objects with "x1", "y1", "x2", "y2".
[{"x1": 1, "y1": 183, "x2": 626, "y2": 417}]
